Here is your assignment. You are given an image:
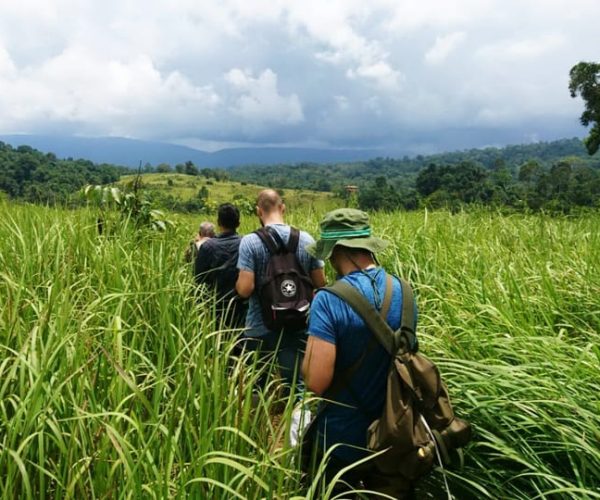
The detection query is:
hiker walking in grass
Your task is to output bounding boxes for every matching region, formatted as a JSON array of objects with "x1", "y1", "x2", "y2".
[
  {"x1": 235, "y1": 189, "x2": 326, "y2": 389},
  {"x1": 302, "y1": 208, "x2": 419, "y2": 497},
  {"x1": 195, "y1": 204, "x2": 246, "y2": 328},
  {"x1": 185, "y1": 221, "x2": 215, "y2": 263}
]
